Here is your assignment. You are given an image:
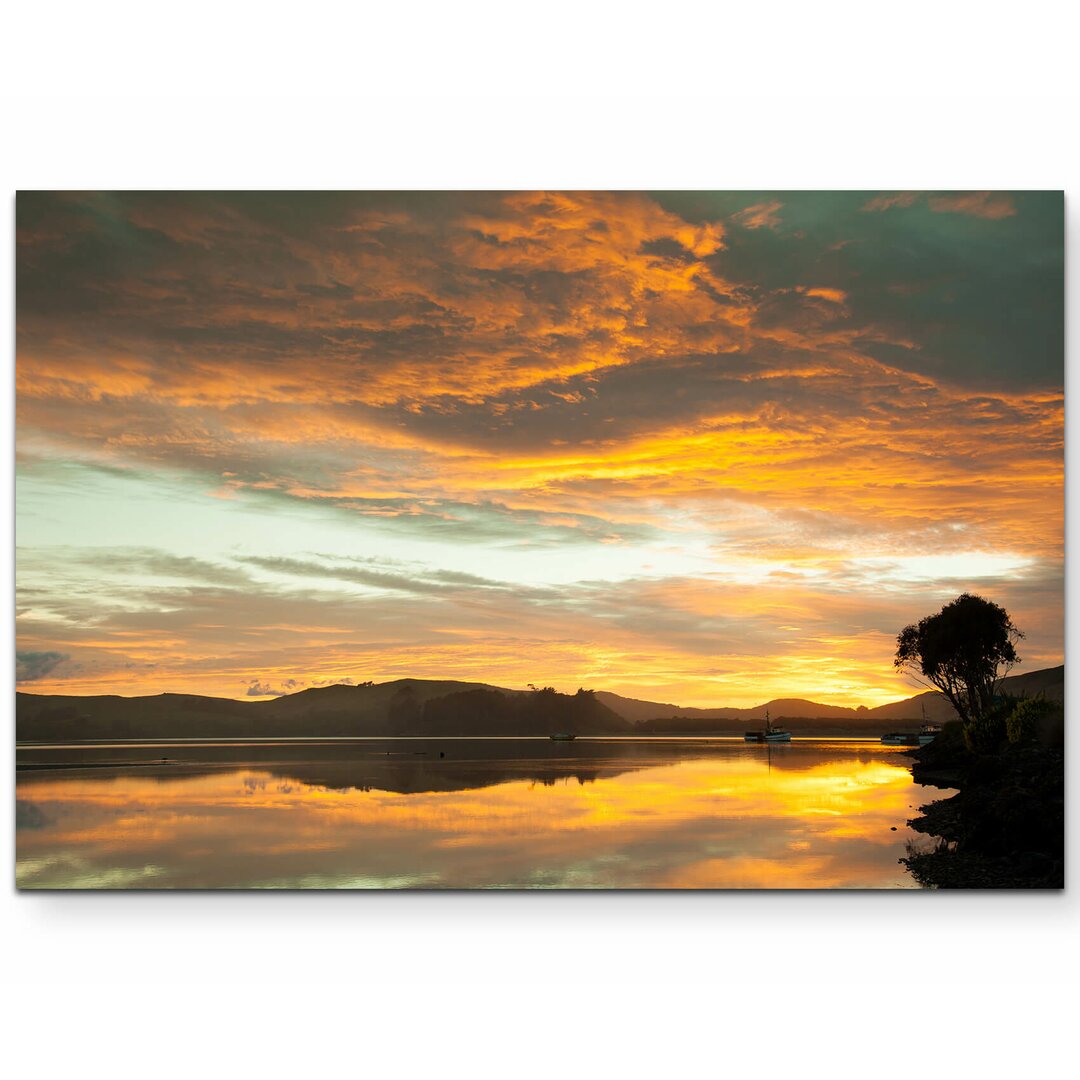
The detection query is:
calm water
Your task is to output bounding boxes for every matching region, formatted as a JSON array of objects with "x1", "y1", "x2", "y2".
[{"x1": 15, "y1": 738, "x2": 949, "y2": 889}]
